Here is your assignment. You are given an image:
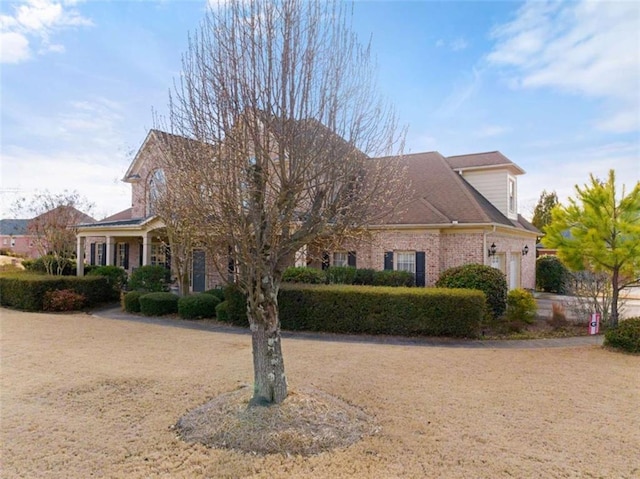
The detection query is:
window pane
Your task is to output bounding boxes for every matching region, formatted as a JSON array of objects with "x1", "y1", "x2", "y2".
[
  {"x1": 333, "y1": 252, "x2": 348, "y2": 267},
  {"x1": 396, "y1": 252, "x2": 415, "y2": 273}
]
